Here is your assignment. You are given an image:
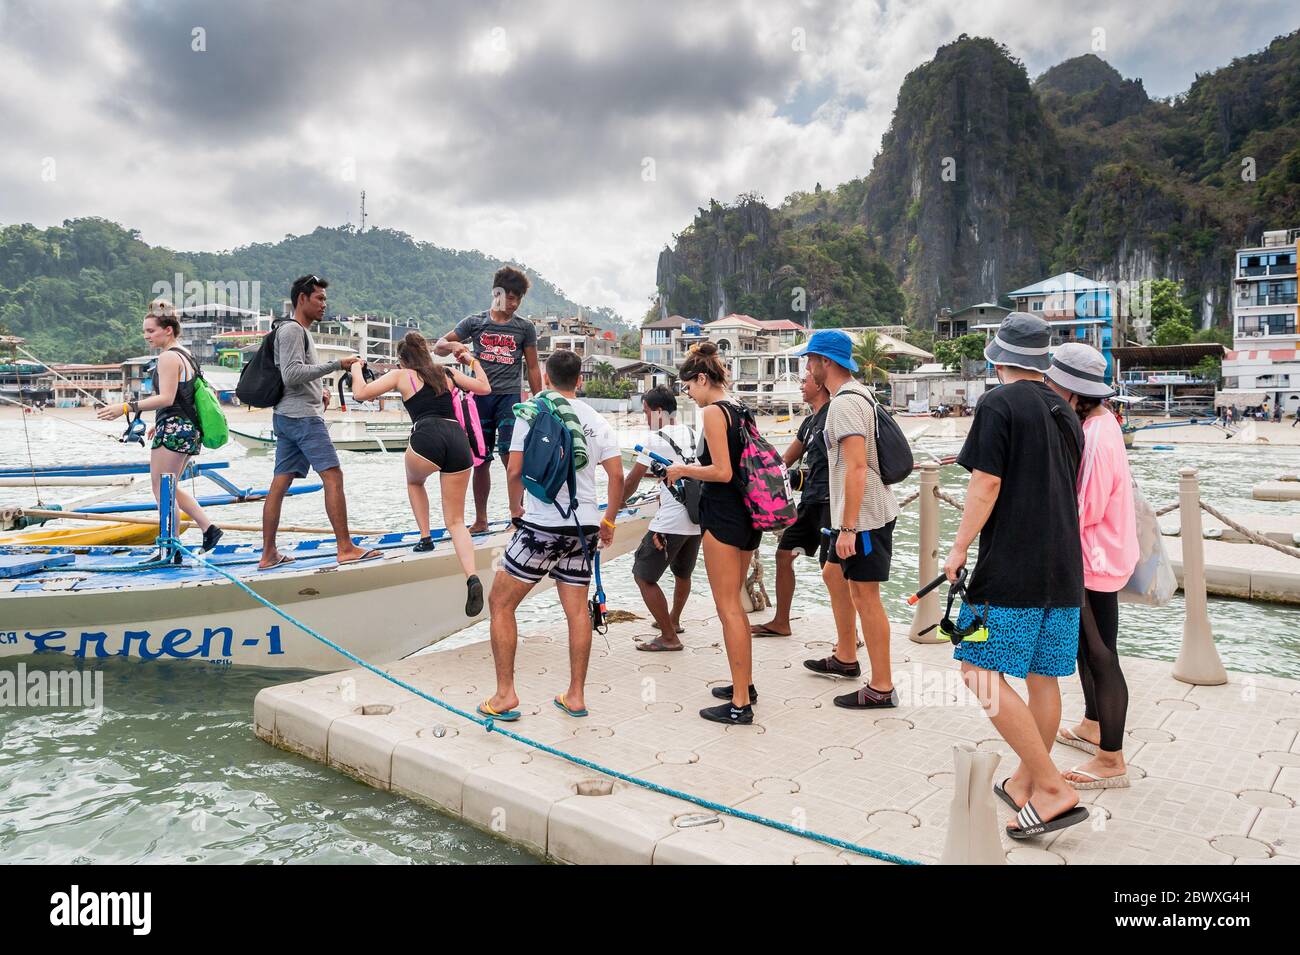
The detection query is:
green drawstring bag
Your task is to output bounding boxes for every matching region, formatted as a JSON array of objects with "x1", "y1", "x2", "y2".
[
  {"x1": 178, "y1": 350, "x2": 228, "y2": 450},
  {"x1": 192, "y1": 373, "x2": 229, "y2": 450}
]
